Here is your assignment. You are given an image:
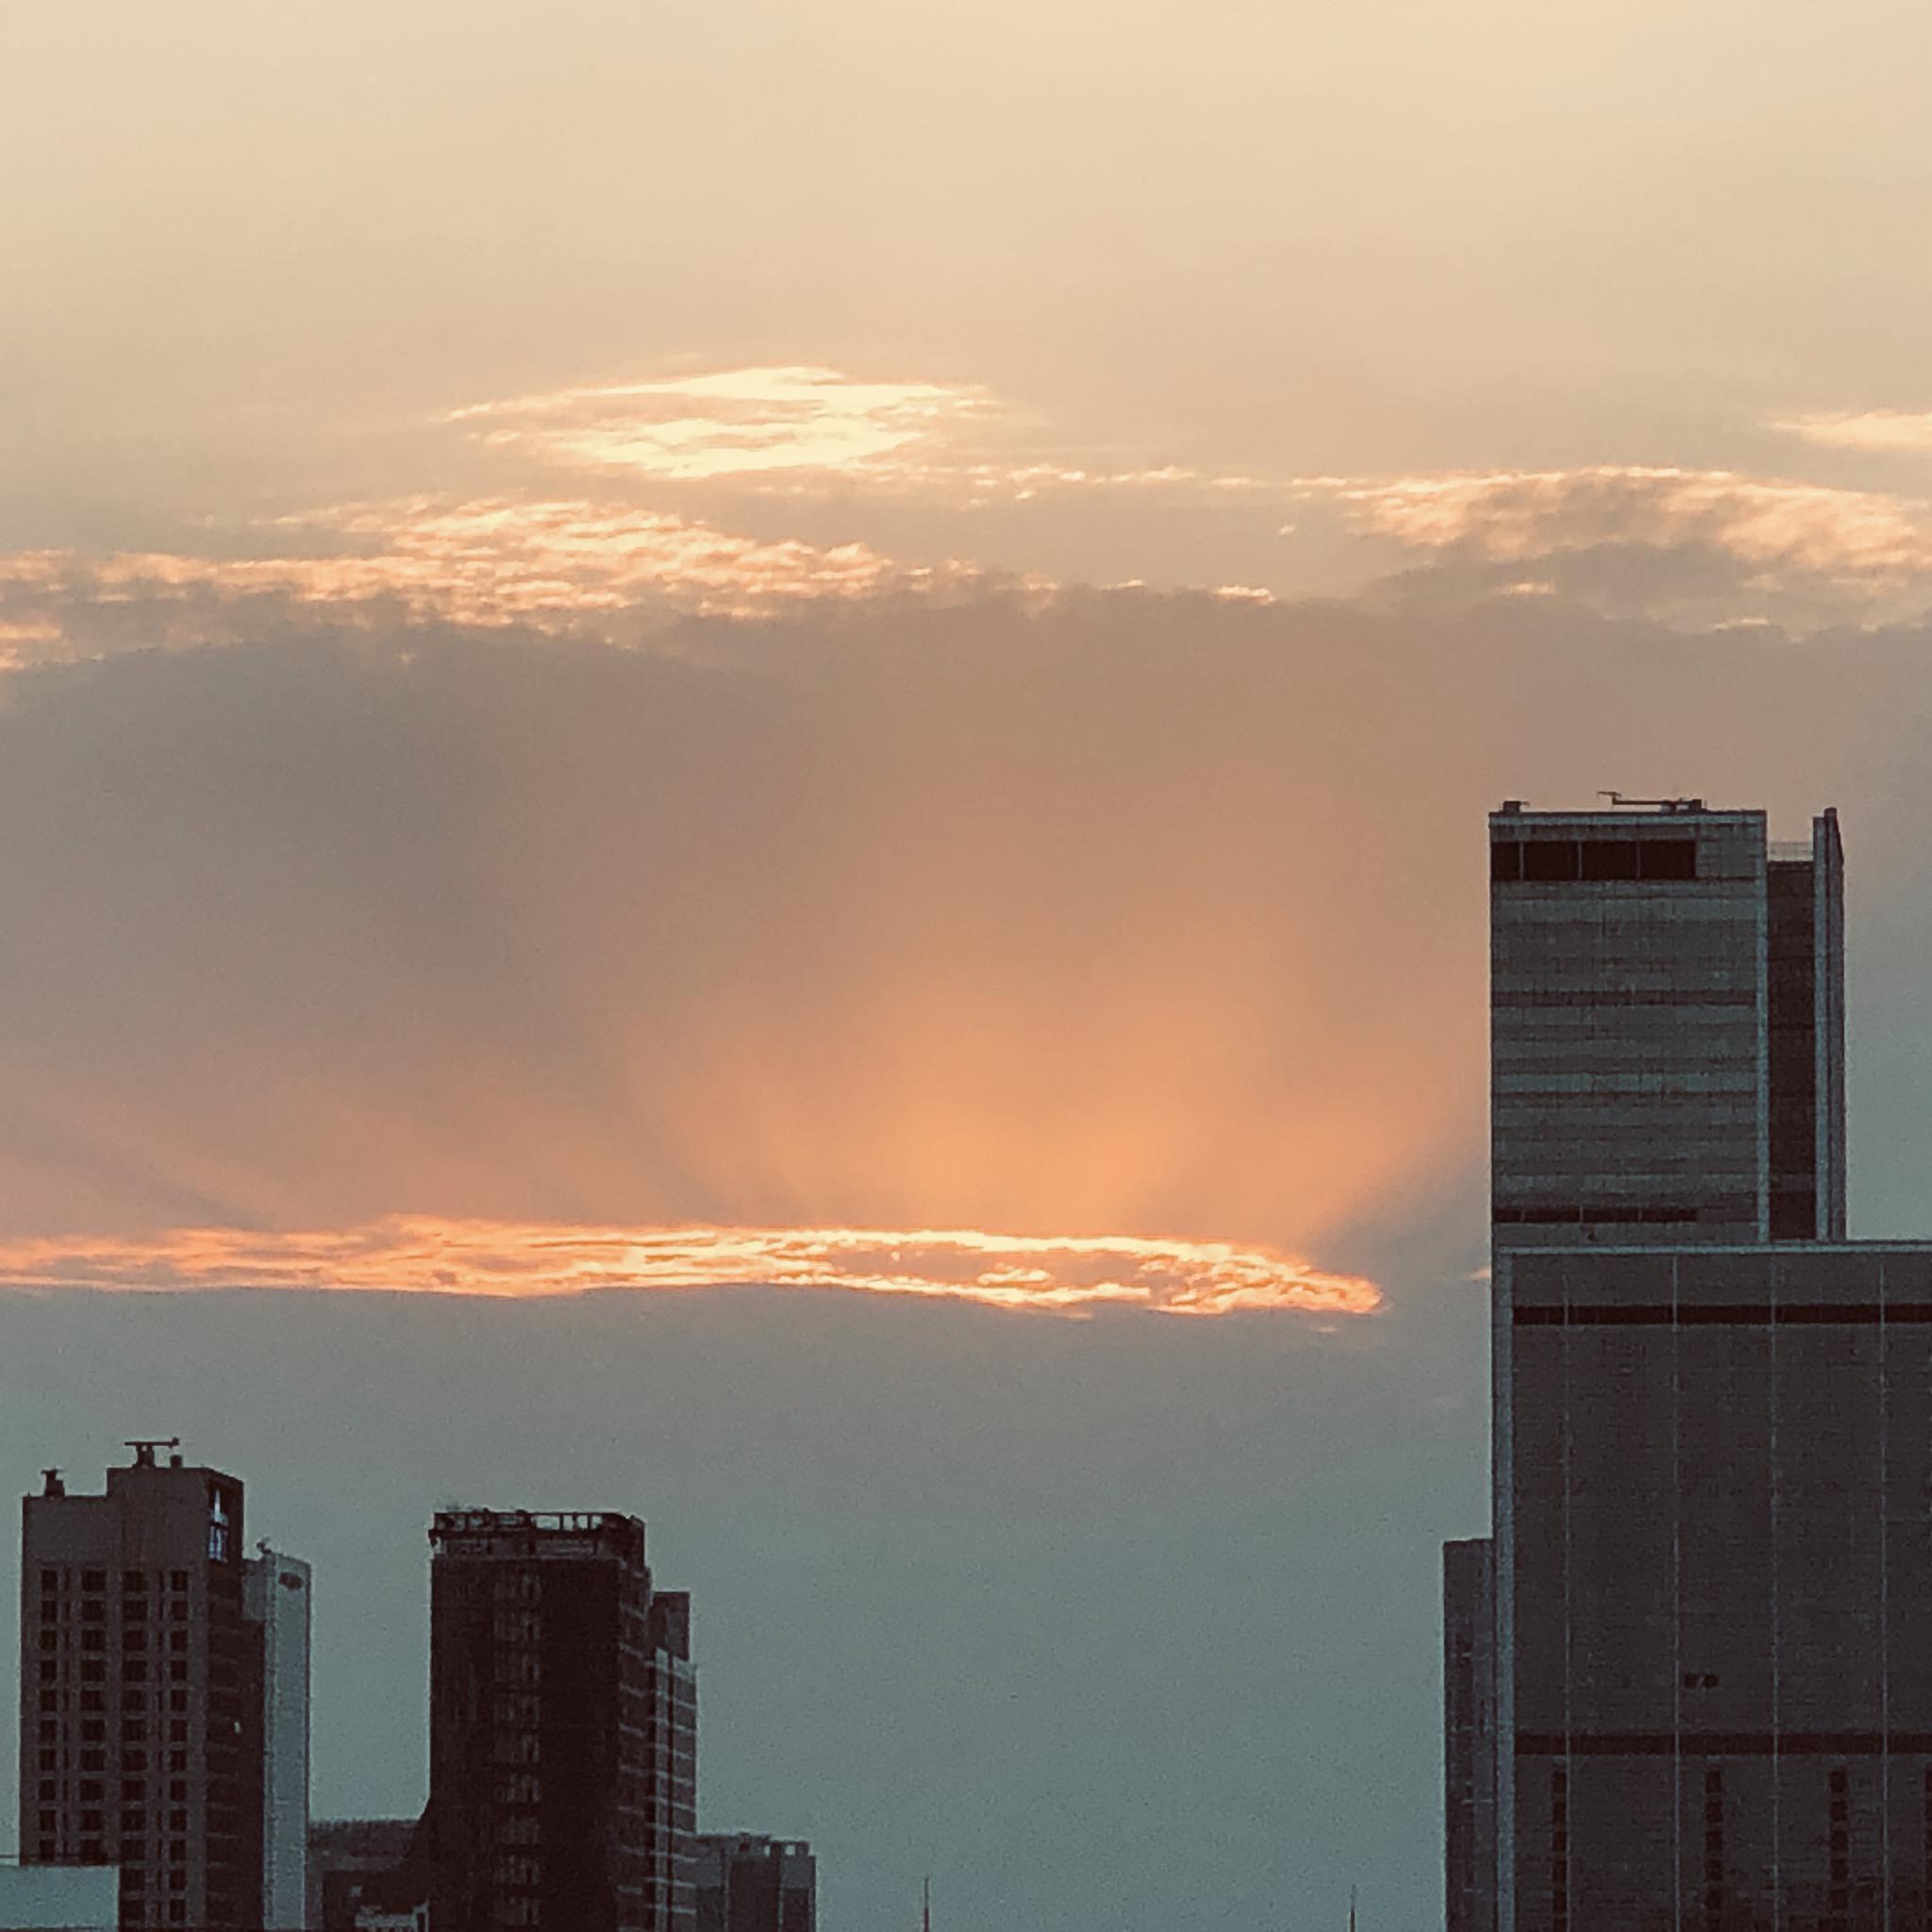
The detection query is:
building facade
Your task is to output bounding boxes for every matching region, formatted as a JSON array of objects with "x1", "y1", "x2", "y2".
[
  {"x1": 18, "y1": 1443, "x2": 308, "y2": 1932},
  {"x1": 309, "y1": 1816, "x2": 424, "y2": 1932},
  {"x1": 428, "y1": 1508, "x2": 697, "y2": 1932},
  {"x1": 242, "y1": 1548, "x2": 311, "y2": 1930},
  {"x1": 1453, "y1": 797, "x2": 1885, "y2": 1930},
  {"x1": 1443, "y1": 1538, "x2": 1497, "y2": 1932},
  {"x1": 1490, "y1": 800, "x2": 1844, "y2": 1246},
  {"x1": 693, "y1": 1835, "x2": 816, "y2": 1932},
  {"x1": 1499, "y1": 1241, "x2": 1932, "y2": 1931}
]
